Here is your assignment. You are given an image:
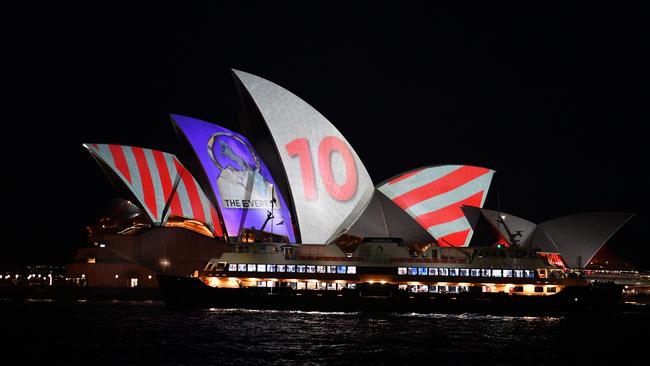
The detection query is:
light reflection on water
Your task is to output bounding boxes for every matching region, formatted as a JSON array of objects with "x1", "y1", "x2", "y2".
[{"x1": 2, "y1": 300, "x2": 647, "y2": 365}]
